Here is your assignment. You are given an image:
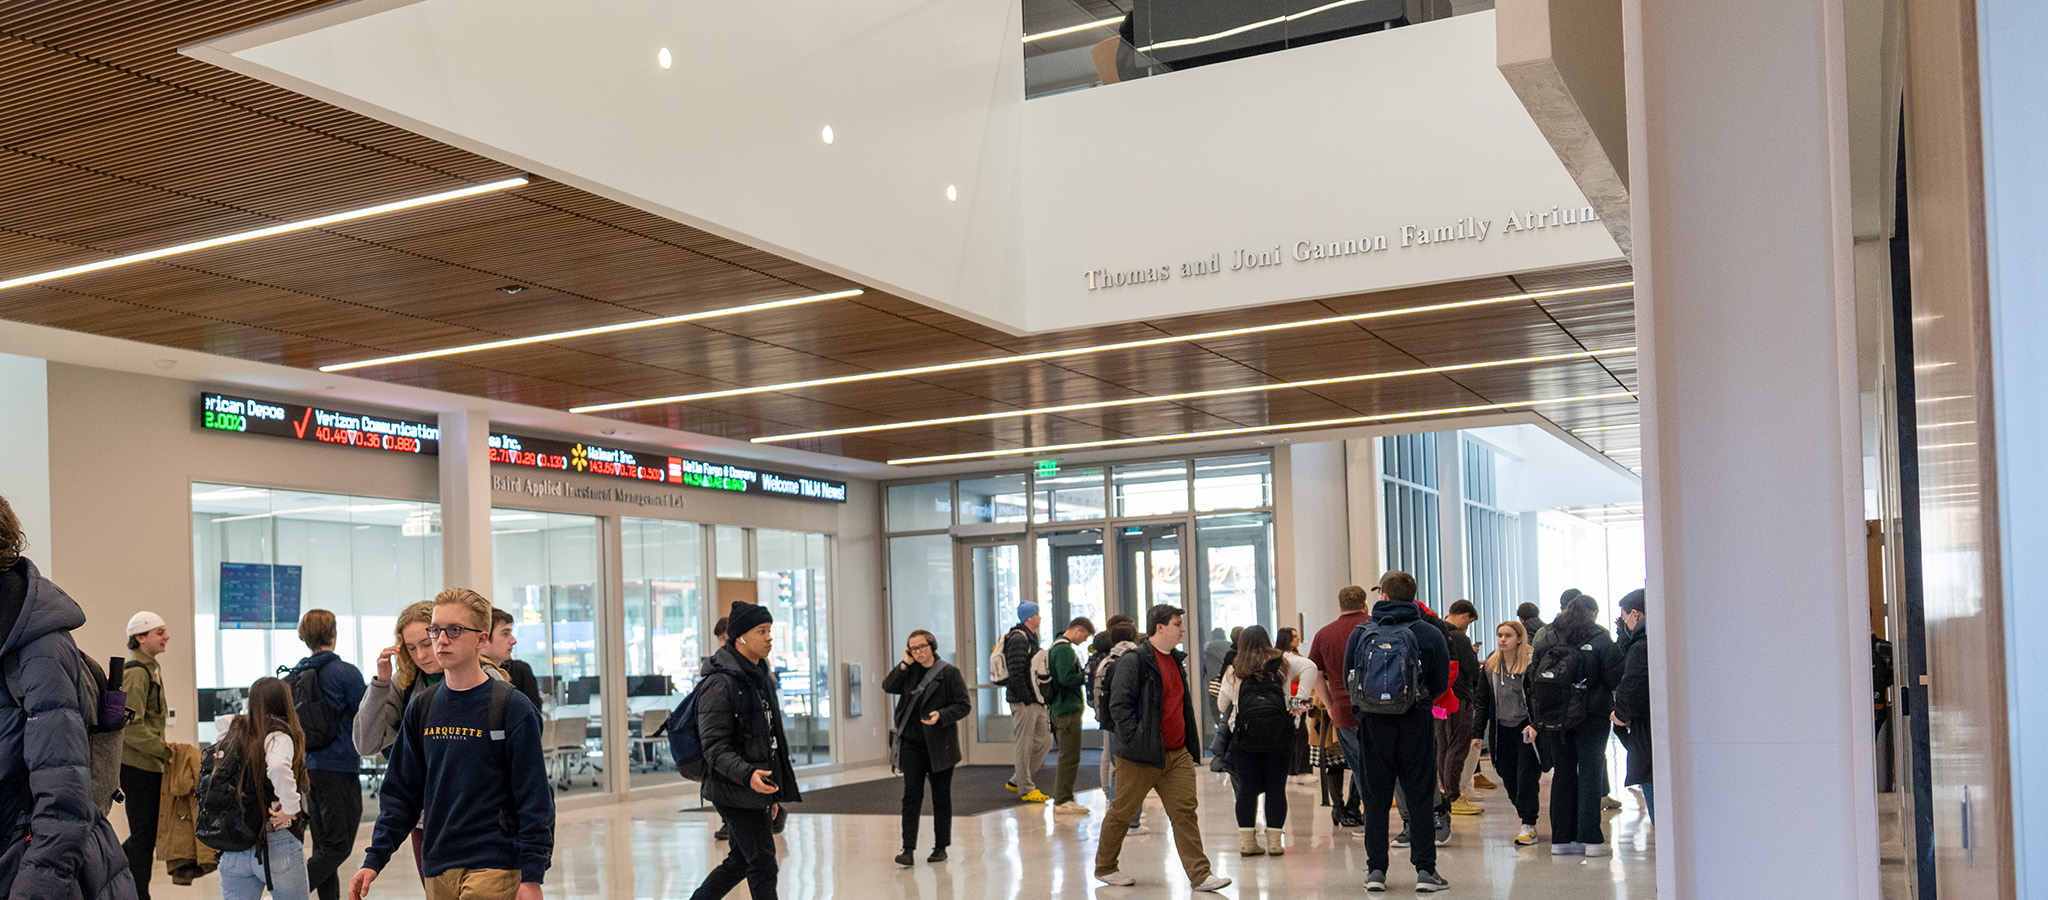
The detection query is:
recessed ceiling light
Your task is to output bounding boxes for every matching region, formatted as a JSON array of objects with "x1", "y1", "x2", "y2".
[
  {"x1": 319, "y1": 288, "x2": 862, "y2": 372},
  {"x1": 657, "y1": 47, "x2": 672, "y2": 69},
  {"x1": 947, "y1": 185, "x2": 958, "y2": 202},
  {"x1": 498, "y1": 284, "x2": 526, "y2": 294},
  {"x1": 886, "y1": 390, "x2": 1640, "y2": 465},
  {"x1": 0, "y1": 176, "x2": 530, "y2": 293},
  {"x1": 571, "y1": 280, "x2": 1633, "y2": 413},
  {"x1": 752, "y1": 347, "x2": 1636, "y2": 443},
  {"x1": 153, "y1": 359, "x2": 178, "y2": 370},
  {"x1": 822, "y1": 125, "x2": 835, "y2": 144}
]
